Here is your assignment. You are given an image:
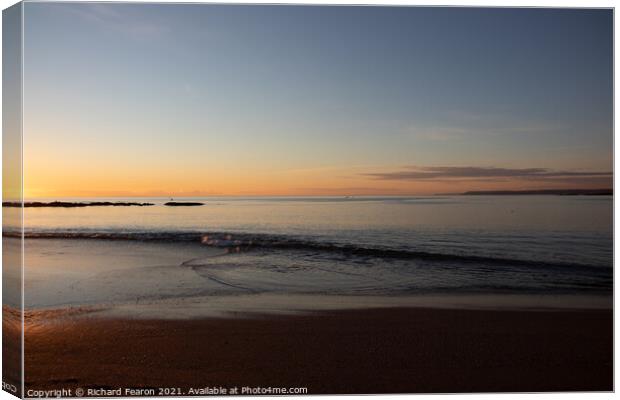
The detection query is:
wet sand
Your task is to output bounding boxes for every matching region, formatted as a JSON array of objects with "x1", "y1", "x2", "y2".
[
  {"x1": 3, "y1": 307, "x2": 22, "y2": 397},
  {"x1": 17, "y1": 307, "x2": 612, "y2": 395}
]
